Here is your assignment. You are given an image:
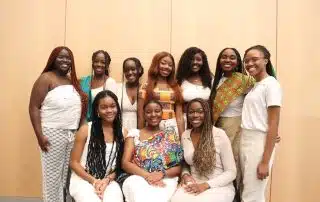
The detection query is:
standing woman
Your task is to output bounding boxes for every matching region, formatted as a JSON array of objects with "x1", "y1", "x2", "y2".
[
  {"x1": 176, "y1": 47, "x2": 213, "y2": 112},
  {"x1": 209, "y1": 48, "x2": 254, "y2": 193},
  {"x1": 138, "y1": 51, "x2": 185, "y2": 136},
  {"x1": 69, "y1": 90, "x2": 124, "y2": 202},
  {"x1": 171, "y1": 98, "x2": 236, "y2": 202},
  {"x1": 29, "y1": 46, "x2": 87, "y2": 202},
  {"x1": 117, "y1": 57, "x2": 144, "y2": 131},
  {"x1": 241, "y1": 45, "x2": 281, "y2": 202},
  {"x1": 122, "y1": 100, "x2": 183, "y2": 202},
  {"x1": 80, "y1": 50, "x2": 117, "y2": 122}
]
